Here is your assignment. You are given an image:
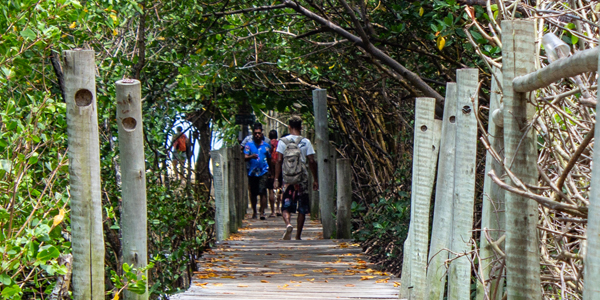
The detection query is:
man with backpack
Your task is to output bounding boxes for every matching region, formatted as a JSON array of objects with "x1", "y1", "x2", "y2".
[
  {"x1": 171, "y1": 126, "x2": 188, "y2": 180},
  {"x1": 274, "y1": 115, "x2": 318, "y2": 240}
]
